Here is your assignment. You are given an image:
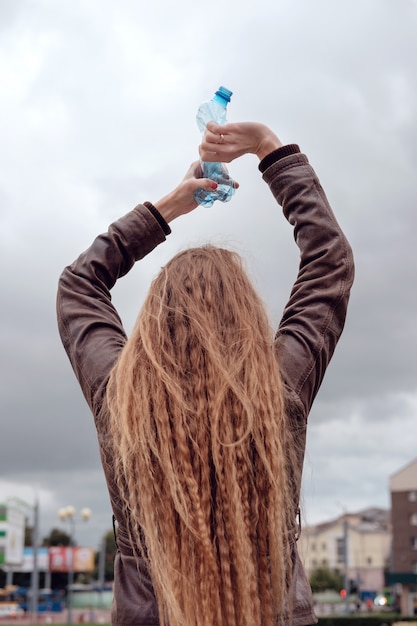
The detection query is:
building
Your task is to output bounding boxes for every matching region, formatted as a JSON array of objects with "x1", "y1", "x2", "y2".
[
  {"x1": 0, "y1": 503, "x2": 25, "y2": 569},
  {"x1": 388, "y1": 457, "x2": 417, "y2": 616},
  {"x1": 298, "y1": 507, "x2": 391, "y2": 599}
]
